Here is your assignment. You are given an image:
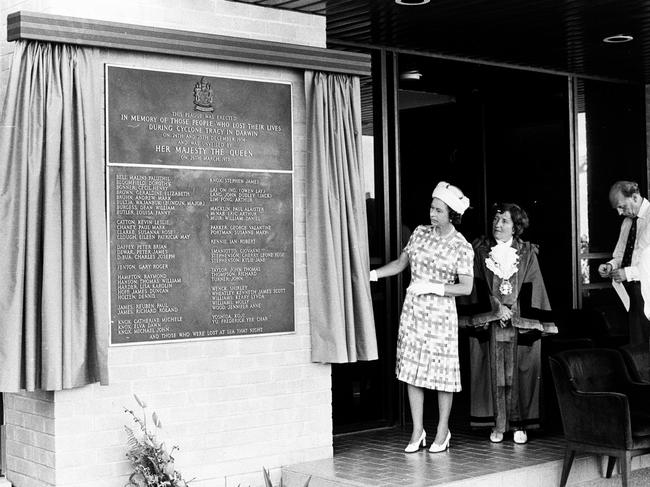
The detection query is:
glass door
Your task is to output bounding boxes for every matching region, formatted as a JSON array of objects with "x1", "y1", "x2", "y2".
[{"x1": 574, "y1": 78, "x2": 646, "y2": 343}]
